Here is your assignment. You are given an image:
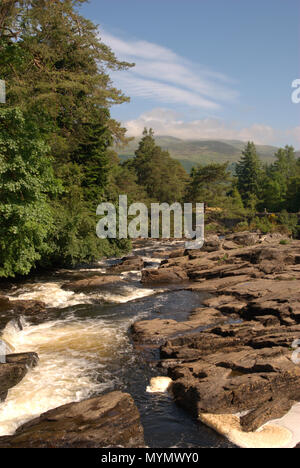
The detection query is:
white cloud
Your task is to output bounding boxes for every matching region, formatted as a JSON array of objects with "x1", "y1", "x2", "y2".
[
  {"x1": 100, "y1": 30, "x2": 238, "y2": 110},
  {"x1": 124, "y1": 108, "x2": 298, "y2": 146}
]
